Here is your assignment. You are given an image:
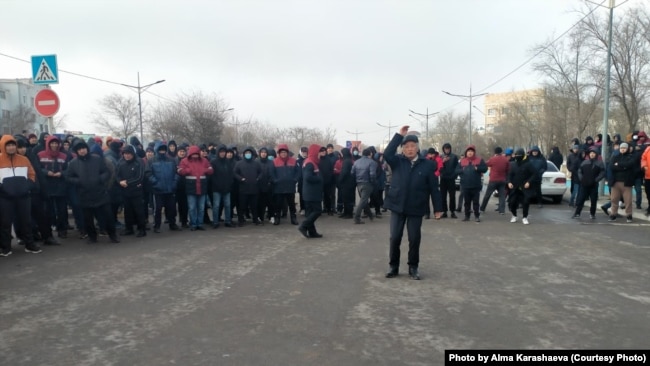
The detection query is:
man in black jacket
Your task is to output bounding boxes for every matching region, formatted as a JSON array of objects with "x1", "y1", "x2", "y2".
[
  {"x1": 116, "y1": 145, "x2": 150, "y2": 237},
  {"x1": 383, "y1": 126, "x2": 440, "y2": 280},
  {"x1": 609, "y1": 143, "x2": 637, "y2": 222},
  {"x1": 66, "y1": 140, "x2": 120, "y2": 244},
  {"x1": 210, "y1": 145, "x2": 236, "y2": 228},
  {"x1": 439, "y1": 143, "x2": 459, "y2": 218}
]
